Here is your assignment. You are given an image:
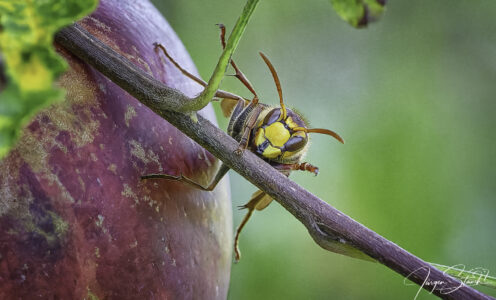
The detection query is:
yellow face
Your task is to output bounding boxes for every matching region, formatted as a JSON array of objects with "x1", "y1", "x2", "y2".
[{"x1": 252, "y1": 108, "x2": 308, "y2": 161}]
